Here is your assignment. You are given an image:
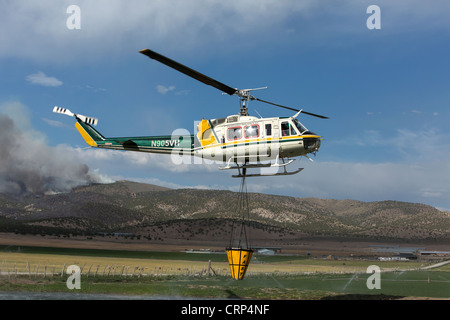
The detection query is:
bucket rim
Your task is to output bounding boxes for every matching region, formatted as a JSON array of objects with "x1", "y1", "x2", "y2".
[{"x1": 226, "y1": 247, "x2": 253, "y2": 252}]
